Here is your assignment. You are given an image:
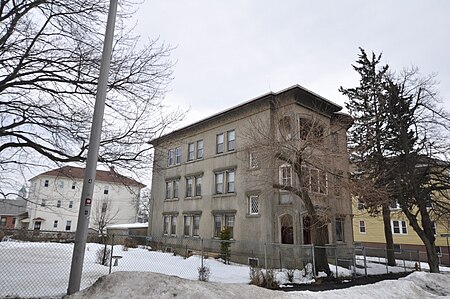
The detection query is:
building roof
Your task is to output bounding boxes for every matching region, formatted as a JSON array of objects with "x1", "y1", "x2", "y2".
[
  {"x1": 30, "y1": 166, "x2": 145, "y2": 188},
  {"x1": 0, "y1": 199, "x2": 27, "y2": 215},
  {"x1": 150, "y1": 84, "x2": 343, "y2": 145},
  {"x1": 107, "y1": 222, "x2": 148, "y2": 229}
]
